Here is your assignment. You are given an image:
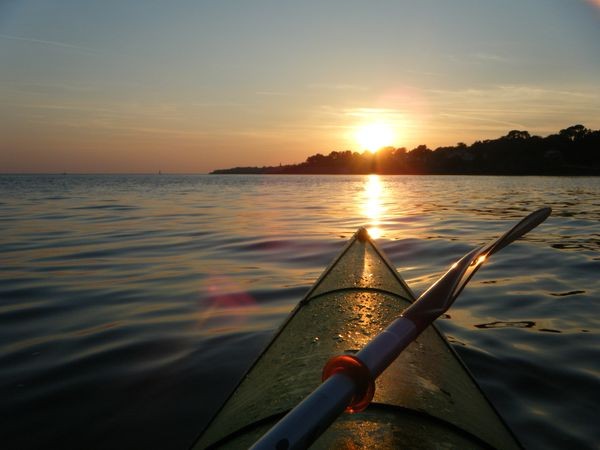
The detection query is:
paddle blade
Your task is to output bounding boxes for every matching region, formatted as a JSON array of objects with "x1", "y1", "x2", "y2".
[
  {"x1": 403, "y1": 207, "x2": 551, "y2": 326},
  {"x1": 483, "y1": 207, "x2": 552, "y2": 257}
]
